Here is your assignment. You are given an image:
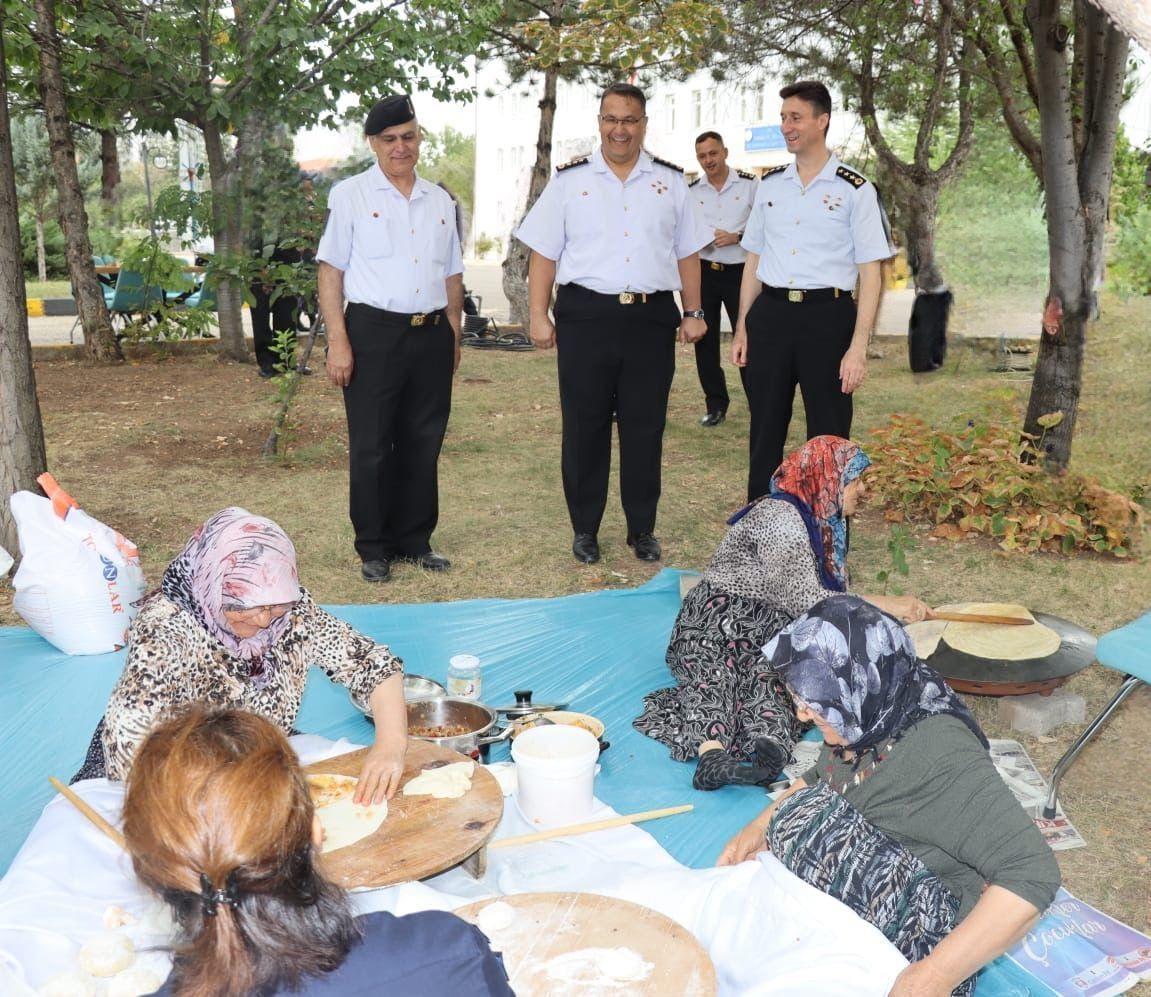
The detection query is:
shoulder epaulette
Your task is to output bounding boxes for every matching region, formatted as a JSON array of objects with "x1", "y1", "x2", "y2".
[
  {"x1": 651, "y1": 155, "x2": 684, "y2": 173},
  {"x1": 737, "y1": 169, "x2": 756, "y2": 181},
  {"x1": 688, "y1": 177, "x2": 701, "y2": 188},
  {"x1": 556, "y1": 155, "x2": 590, "y2": 172},
  {"x1": 835, "y1": 165, "x2": 867, "y2": 189},
  {"x1": 760, "y1": 164, "x2": 787, "y2": 179}
]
